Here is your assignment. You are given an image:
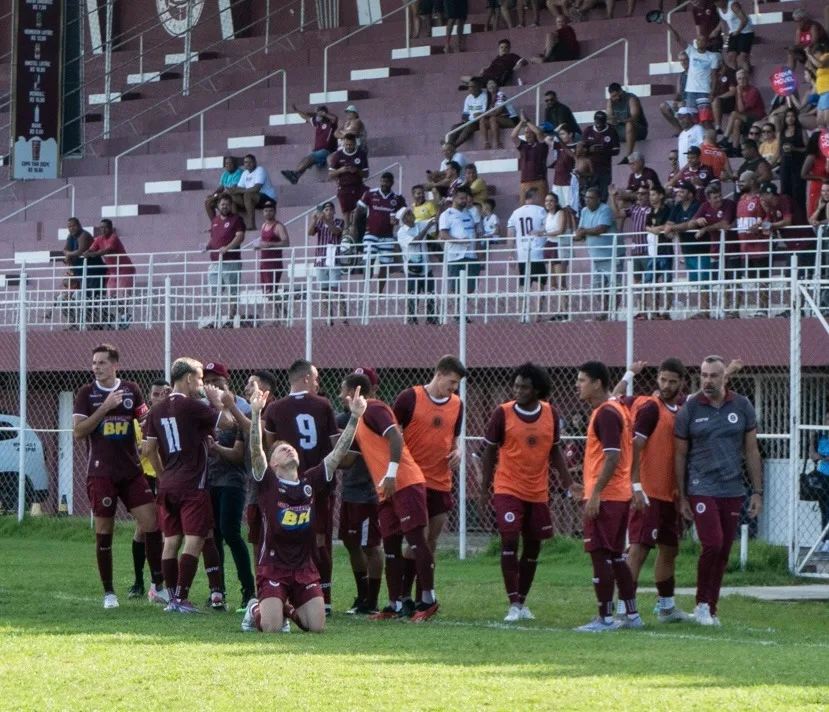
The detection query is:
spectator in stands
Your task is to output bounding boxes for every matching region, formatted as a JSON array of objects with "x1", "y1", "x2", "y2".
[
  {"x1": 667, "y1": 182, "x2": 710, "y2": 313},
  {"x1": 666, "y1": 149, "x2": 681, "y2": 189},
  {"x1": 808, "y1": 180, "x2": 829, "y2": 229},
  {"x1": 481, "y1": 79, "x2": 519, "y2": 149},
  {"x1": 758, "y1": 183, "x2": 796, "y2": 271},
  {"x1": 535, "y1": 15, "x2": 580, "y2": 63},
  {"x1": 700, "y1": 129, "x2": 733, "y2": 180},
  {"x1": 714, "y1": 0, "x2": 754, "y2": 73},
  {"x1": 452, "y1": 78, "x2": 490, "y2": 148},
  {"x1": 482, "y1": 198, "x2": 501, "y2": 243},
  {"x1": 335, "y1": 105, "x2": 367, "y2": 152},
  {"x1": 667, "y1": 23, "x2": 720, "y2": 125},
  {"x1": 758, "y1": 123, "x2": 780, "y2": 169},
  {"x1": 310, "y1": 202, "x2": 346, "y2": 323},
  {"x1": 63, "y1": 217, "x2": 105, "y2": 327},
  {"x1": 461, "y1": 38, "x2": 526, "y2": 87},
  {"x1": 543, "y1": 91, "x2": 580, "y2": 139},
  {"x1": 608, "y1": 184, "x2": 651, "y2": 309},
  {"x1": 205, "y1": 195, "x2": 245, "y2": 327},
  {"x1": 411, "y1": 184, "x2": 439, "y2": 252},
  {"x1": 444, "y1": 0, "x2": 469, "y2": 53},
  {"x1": 659, "y1": 51, "x2": 689, "y2": 135},
  {"x1": 691, "y1": 0, "x2": 722, "y2": 51},
  {"x1": 789, "y1": 10, "x2": 827, "y2": 71},
  {"x1": 84, "y1": 219, "x2": 136, "y2": 330},
  {"x1": 574, "y1": 140, "x2": 595, "y2": 208},
  {"x1": 550, "y1": 127, "x2": 578, "y2": 211},
  {"x1": 511, "y1": 112, "x2": 550, "y2": 202},
  {"x1": 711, "y1": 64, "x2": 737, "y2": 134},
  {"x1": 780, "y1": 108, "x2": 809, "y2": 216},
  {"x1": 329, "y1": 133, "x2": 369, "y2": 237},
  {"x1": 569, "y1": 0, "x2": 612, "y2": 22},
  {"x1": 667, "y1": 146, "x2": 714, "y2": 203},
  {"x1": 281, "y1": 105, "x2": 338, "y2": 185},
  {"x1": 734, "y1": 170, "x2": 768, "y2": 314},
  {"x1": 737, "y1": 139, "x2": 773, "y2": 185},
  {"x1": 582, "y1": 110, "x2": 620, "y2": 202},
  {"x1": 615, "y1": 152, "x2": 661, "y2": 203},
  {"x1": 540, "y1": 192, "x2": 574, "y2": 316},
  {"x1": 677, "y1": 108, "x2": 705, "y2": 164},
  {"x1": 358, "y1": 172, "x2": 407, "y2": 295},
  {"x1": 485, "y1": 0, "x2": 513, "y2": 31},
  {"x1": 723, "y1": 70, "x2": 766, "y2": 154},
  {"x1": 254, "y1": 201, "x2": 289, "y2": 313},
  {"x1": 643, "y1": 185, "x2": 674, "y2": 318},
  {"x1": 464, "y1": 164, "x2": 489, "y2": 205},
  {"x1": 426, "y1": 141, "x2": 467, "y2": 186},
  {"x1": 394, "y1": 207, "x2": 437, "y2": 325},
  {"x1": 439, "y1": 185, "x2": 480, "y2": 300},
  {"x1": 574, "y1": 187, "x2": 620, "y2": 319},
  {"x1": 803, "y1": 130, "x2": 829, "y2": 217},
  {"x1": 204, "y1": 156, "x2": 243, "y2": 221},
  {"x1": 425, "y1": 160, "x2": 463, "y2": 207},
  {"x1": 606, "y1": 82, "x2": 648, "y2": 164},
  {"x1": 807, "y1": 42, "x2": 829, "y2": 128},
  {"x1": 224, "y1": 154, "x2": 277, "y2": 231}
]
